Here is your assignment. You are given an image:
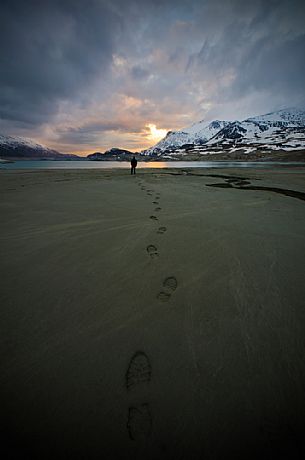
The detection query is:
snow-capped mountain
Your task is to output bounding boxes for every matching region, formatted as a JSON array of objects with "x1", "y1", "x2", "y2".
[
  {"x1": 143, "y1": 120, "x2": 229, "y2": 155},
  {"x1": 142, "y1": 108, "x2": 305, "y2": 157},
  {"x1": 0, "y1": 134, "x2": 80, "y2": 159},
  {"x1": 208, "y1": 108, "x2": 305, "y2": 150},
  {"x1": 246, "y1": 108, "x2": 305, "y2": 126}
]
